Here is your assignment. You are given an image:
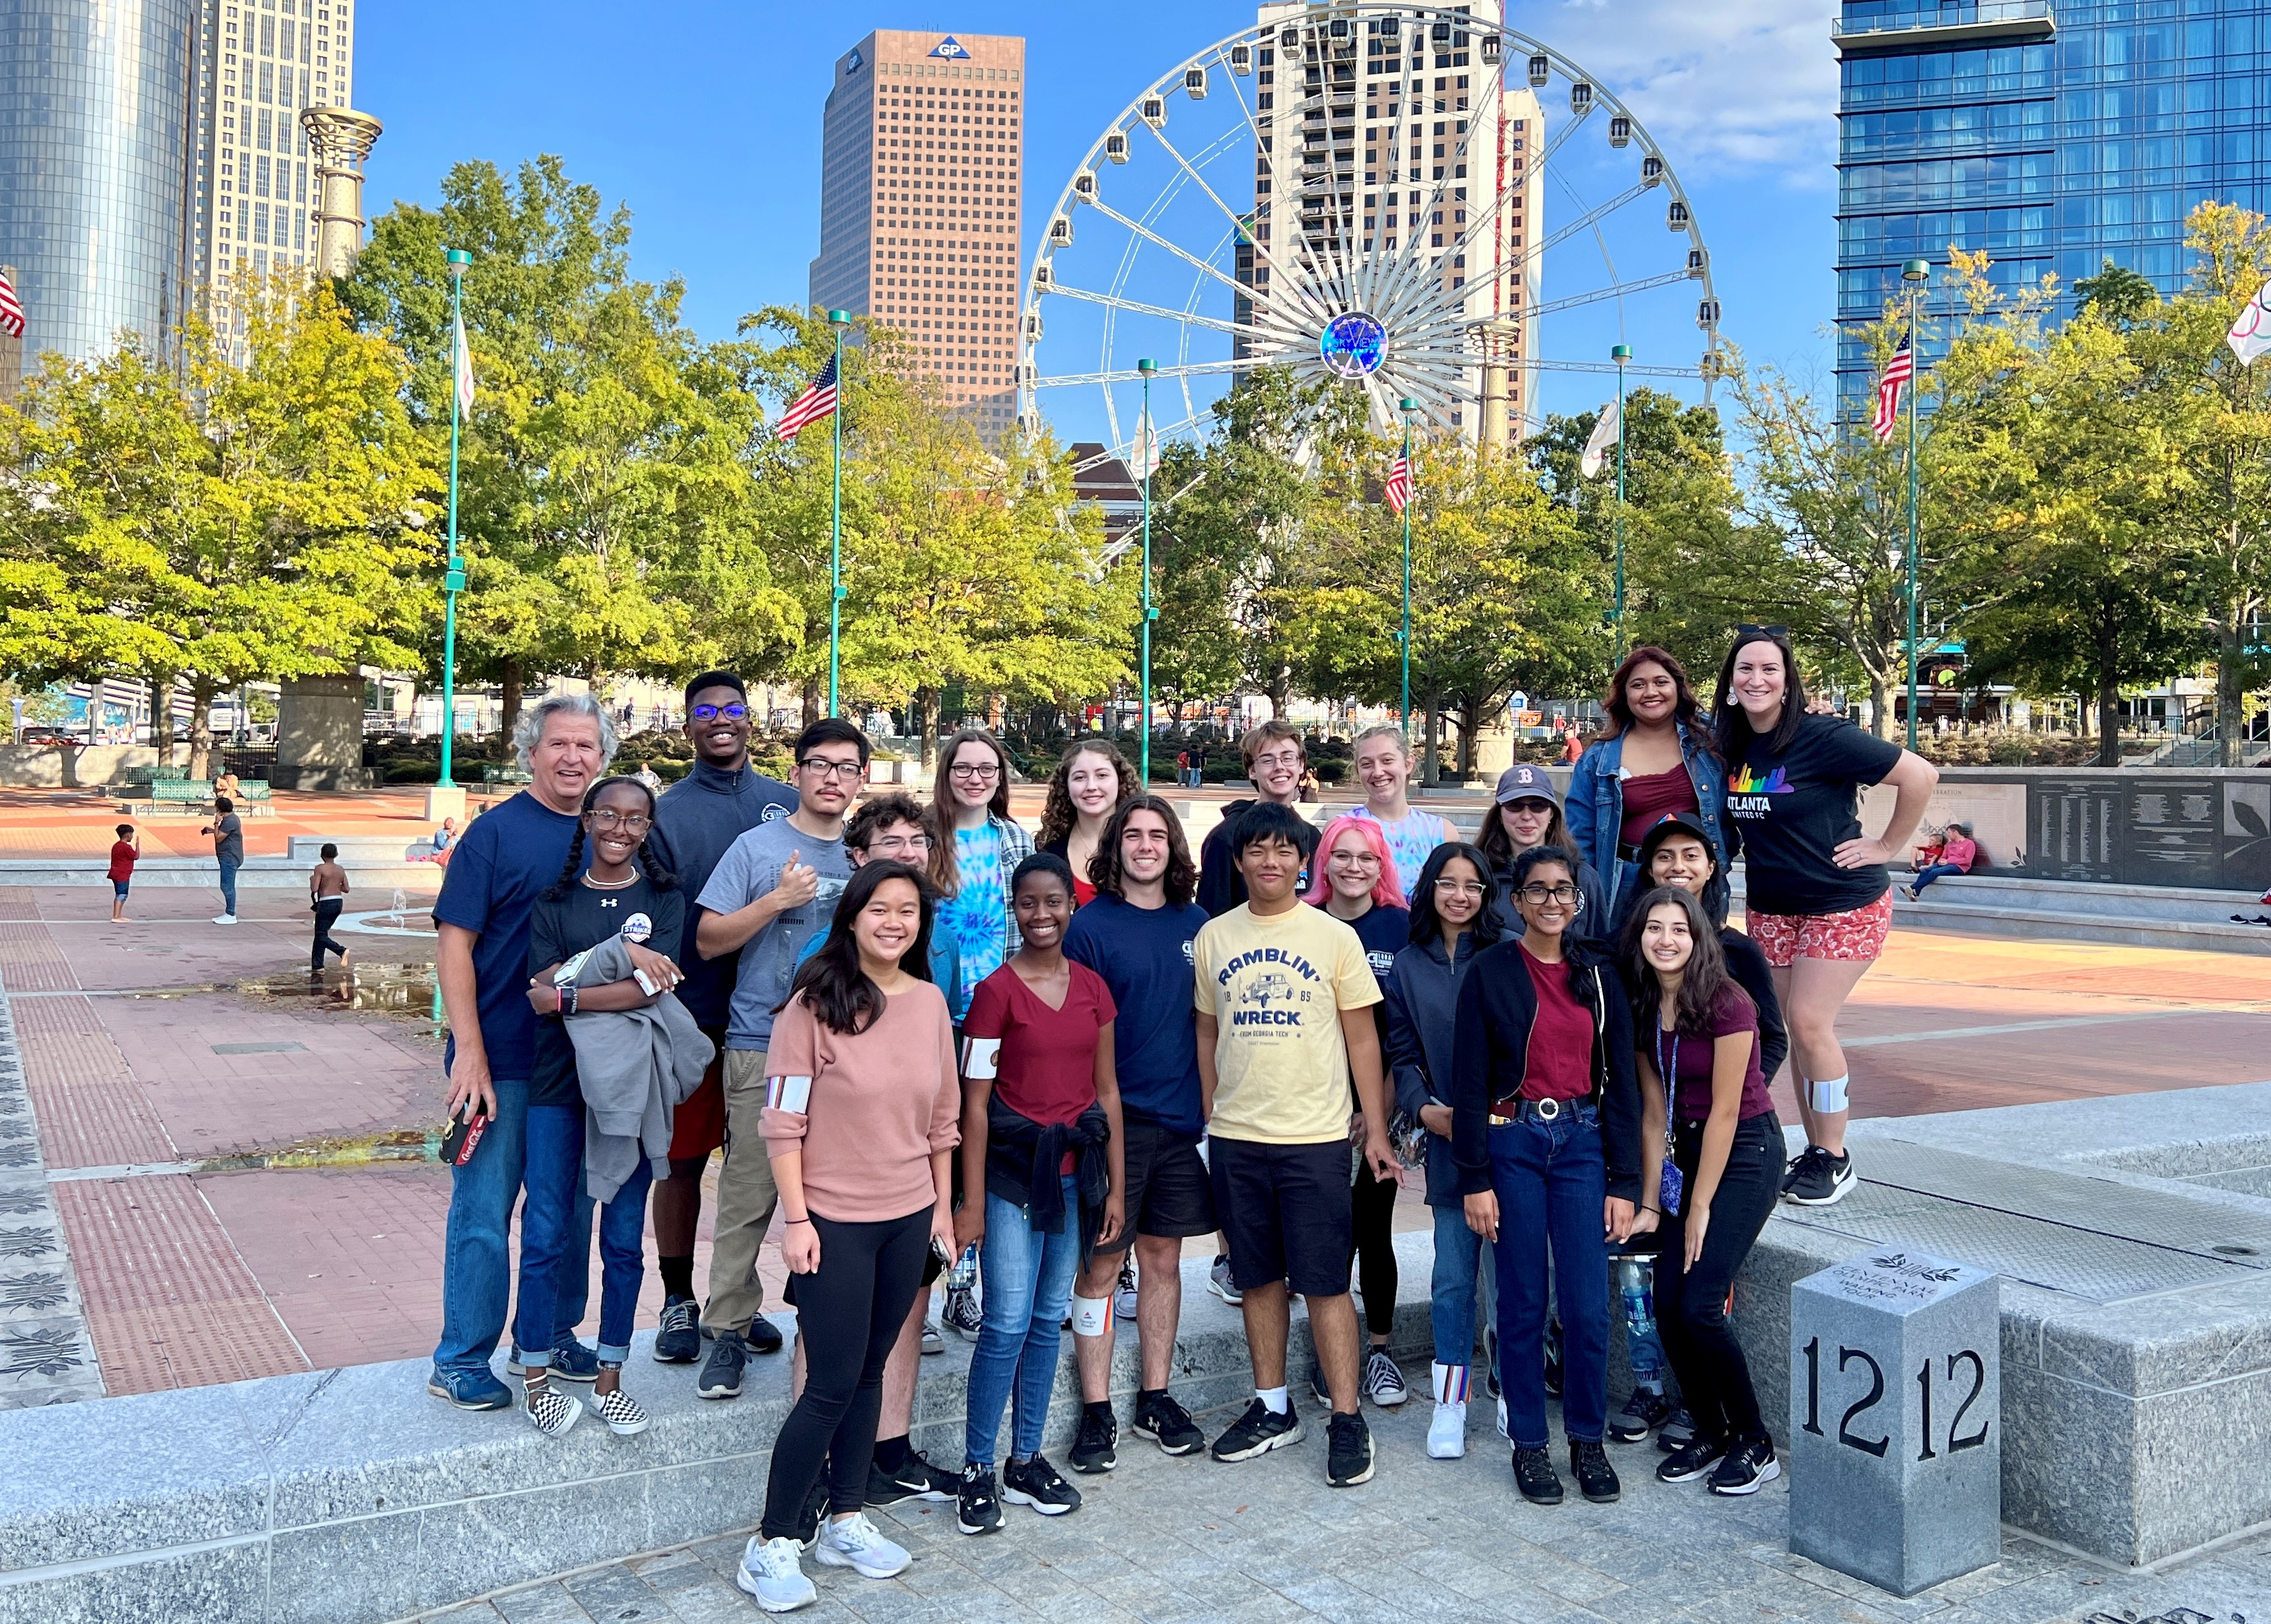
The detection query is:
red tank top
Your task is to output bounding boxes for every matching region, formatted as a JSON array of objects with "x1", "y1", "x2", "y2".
[{"x1": 1619, "y1": 765, "x2": 1700, "y2": 848}]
